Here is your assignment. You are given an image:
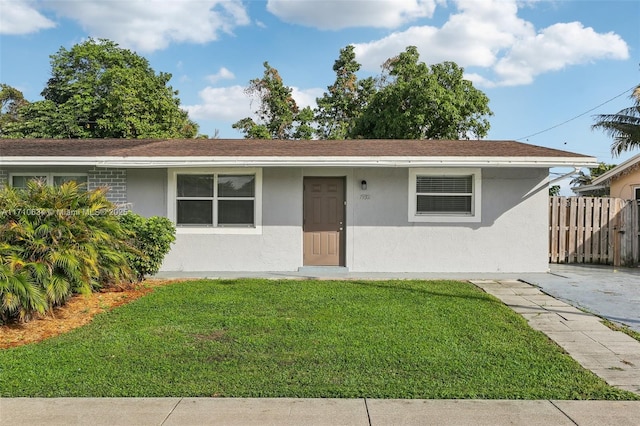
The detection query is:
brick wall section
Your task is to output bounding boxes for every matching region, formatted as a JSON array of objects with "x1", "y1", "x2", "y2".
[
  {"x1": 0, "y1": 169, "x2": 7, "y2": 190},
  {"x1": 87, "y1": 167, "x2": 127, "y2": 205}
]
